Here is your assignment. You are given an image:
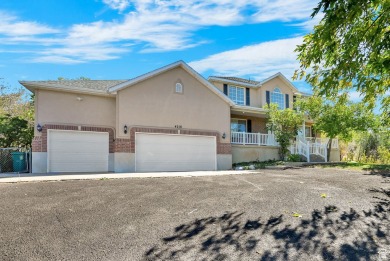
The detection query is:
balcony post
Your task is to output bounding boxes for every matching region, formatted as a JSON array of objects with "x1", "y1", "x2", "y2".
[{"x1": 243, "y1": 132, "x2": 246, "y2": 145}]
